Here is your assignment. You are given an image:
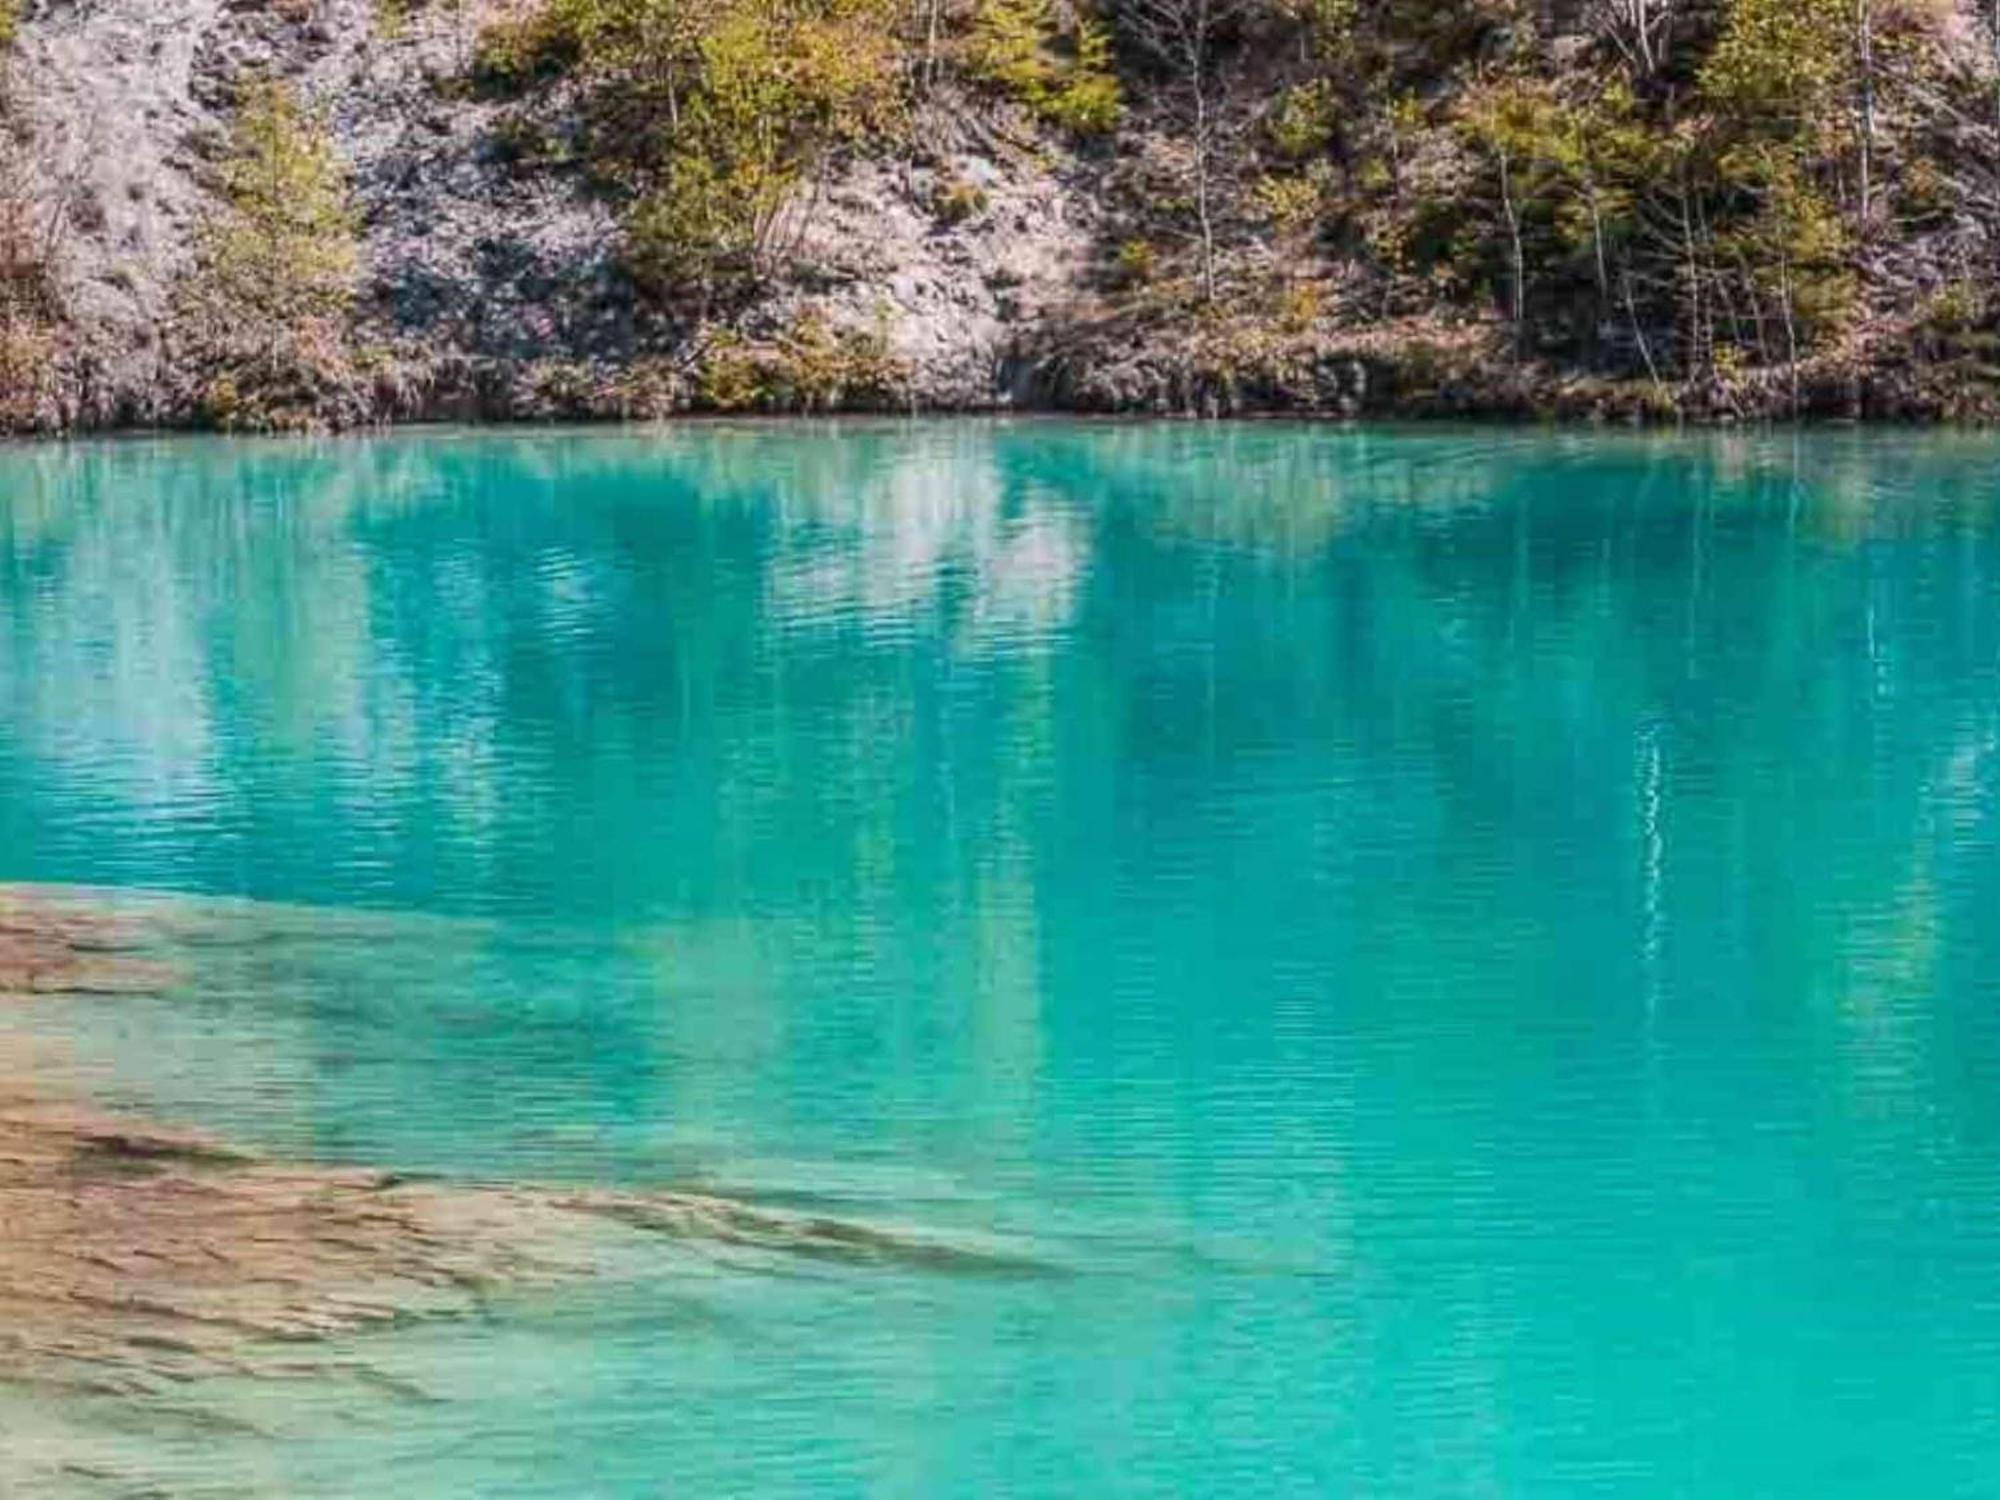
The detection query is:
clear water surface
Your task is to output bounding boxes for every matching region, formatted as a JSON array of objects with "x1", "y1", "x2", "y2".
[{"x1": 2, "y1": 422, "x2": 1998, "y2": 1495}]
